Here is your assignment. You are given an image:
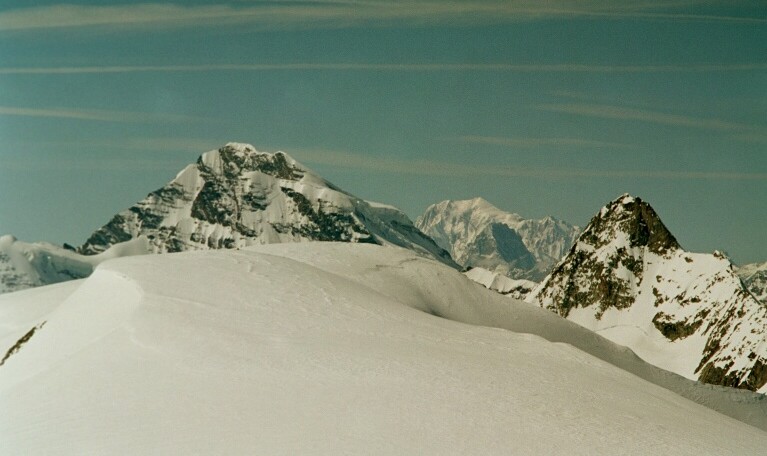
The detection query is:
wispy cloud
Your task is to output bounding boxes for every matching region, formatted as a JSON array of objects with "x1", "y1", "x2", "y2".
[
  {"x1": 564, "y1": 9, "x2": 767, "y2": 24},
  {"x1": 0, "y1": 106, "x2": 205, "y2": 123},
  {"x1": 0, "y1": 137, "x2": 225, "y2": 171},
  {"x1": 0, "y1": 156, "x2": 187, "y2": 172},
  {"x1": 77, "y1": 137, "x2": 225, "y2": 152},
  {"x1": 536, "y1": 103, "x2": 767, "y2": 133},
  {"x1": 1, "y1": 63, "x2": 765, "y2": 75},
  {"x1": 732, "y1": 133, "x2": 767, "y2": 144},
  {"x1": 295, "y1": 148, "x2": 767, "y2": 180},
  {"x1": 9, "y1": 137, "x2": 227, "y2": 153},
  {"x1": 453, "y1": 135, "x2": 638, "y2": 149},
  {"x1": 0, "y1": 1, "x2": 763, "y2": 33}
]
